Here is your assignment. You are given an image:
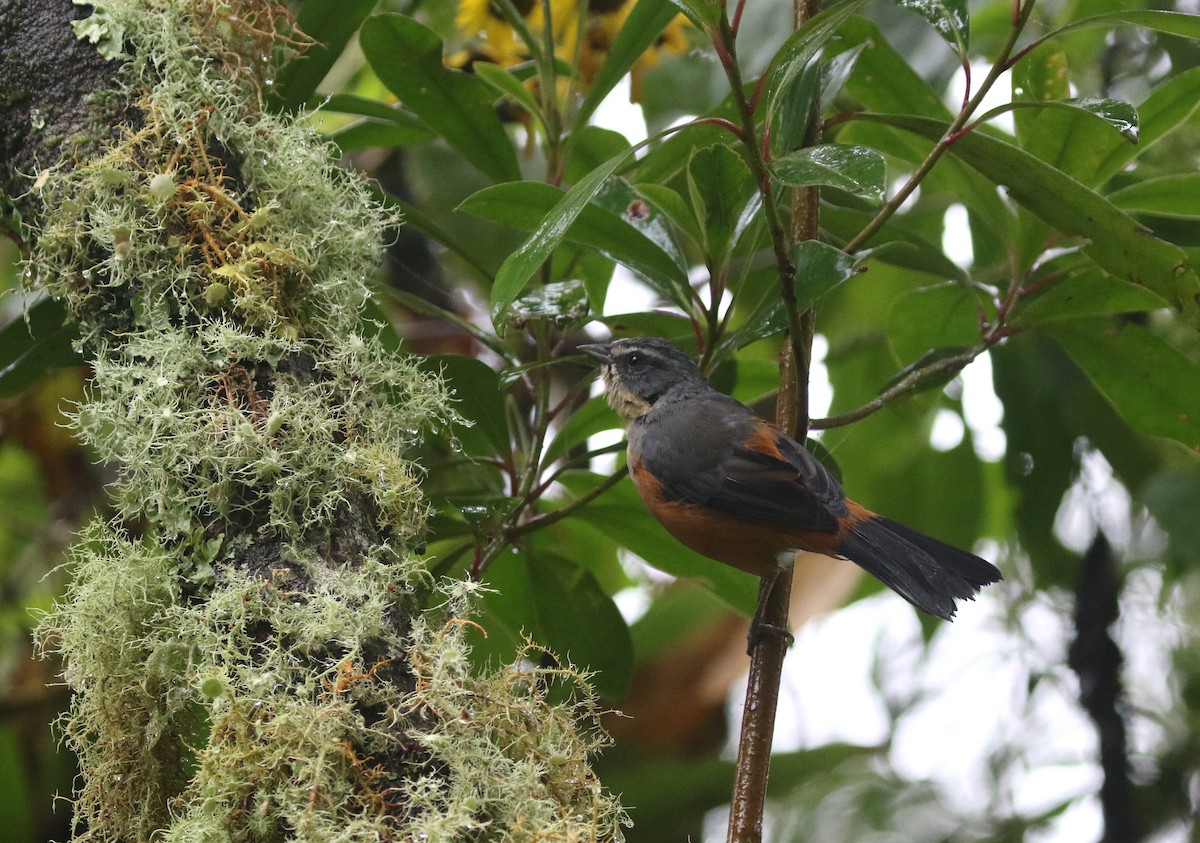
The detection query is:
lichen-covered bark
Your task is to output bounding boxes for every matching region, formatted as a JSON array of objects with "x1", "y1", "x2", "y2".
[
  {"x1": 0, "y1": 0, "x2": 134, "y2": 231},
  {"x1": 4, "y1": 3, "x2": 627, "y2": 841}
]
